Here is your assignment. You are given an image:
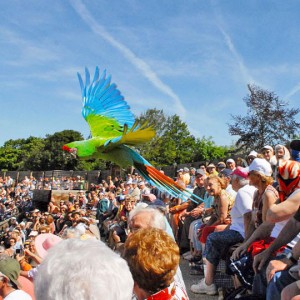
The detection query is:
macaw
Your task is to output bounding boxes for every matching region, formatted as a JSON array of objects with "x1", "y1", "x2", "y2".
[{"x1": 62, "y1": 67, "x2": 203, "y2": 203}]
